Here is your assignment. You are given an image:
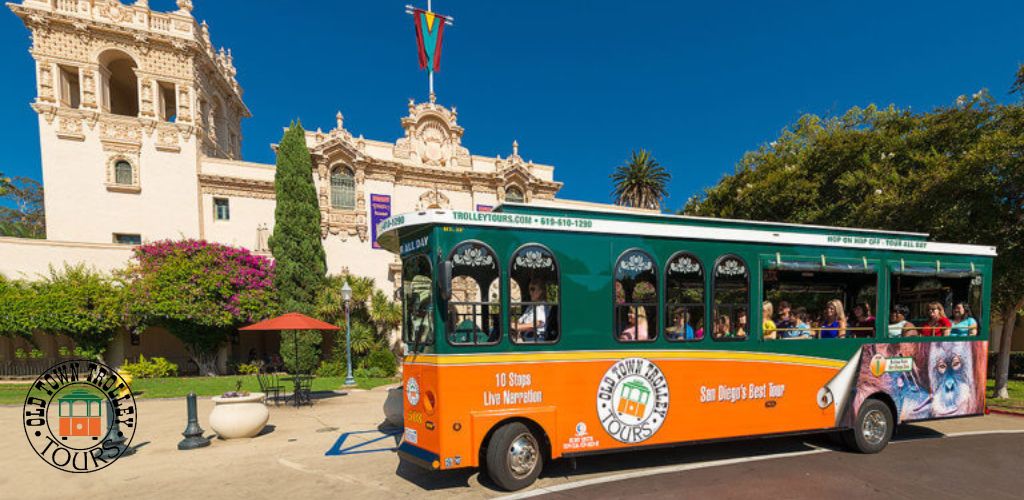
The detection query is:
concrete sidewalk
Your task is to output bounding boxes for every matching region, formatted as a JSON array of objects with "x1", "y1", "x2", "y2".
[{"x1": 1, "y1": 387, "x2": 1022, "y2": 500}]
